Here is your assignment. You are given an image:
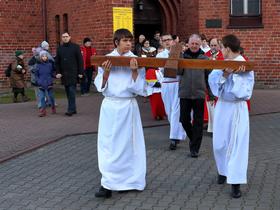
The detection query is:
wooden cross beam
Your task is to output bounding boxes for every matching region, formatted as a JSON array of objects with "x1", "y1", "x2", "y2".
[
  {"x1": 91, "y1": 44, "x2": 254, "y2": 78},
  {"x1": 91, "y1": 55, "x2": 254, "y2": 70}
]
